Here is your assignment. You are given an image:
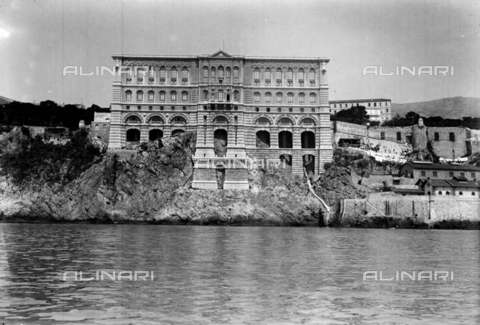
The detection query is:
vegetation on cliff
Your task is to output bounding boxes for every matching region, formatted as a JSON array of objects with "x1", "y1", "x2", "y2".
[{"x1": 0, "y1": 127, "x2": 101, "y2": 187}]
